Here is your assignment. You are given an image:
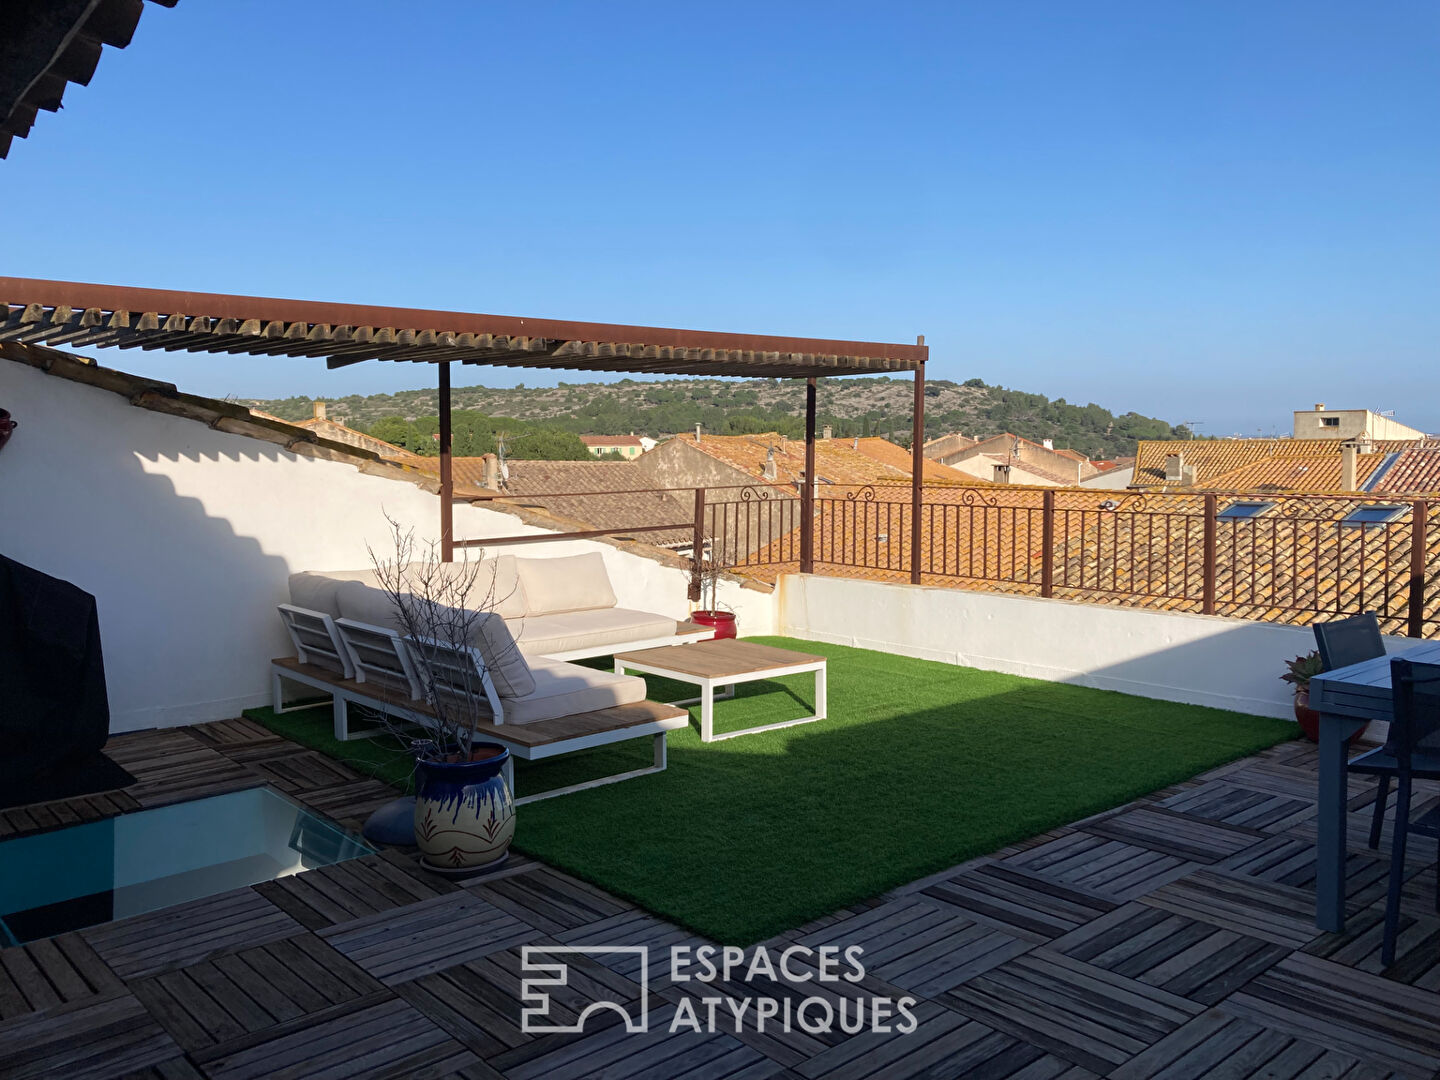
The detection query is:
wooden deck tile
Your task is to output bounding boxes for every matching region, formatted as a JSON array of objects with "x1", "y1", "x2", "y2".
[
  {"x1": 291, "y1": 776, "x2": 404, "y2": 830},
  {"x1": 1158, "y1": 781, "x2": 1316, "y2": 833},
  {"x1": 319, "y1": 890, "x2": 540, "y2": 985},
  {"x1": 255, "y1": 851, "x2": 457, "y2": 930},
  {"x1": 999, "y1": 831, "x2": 1199, "y2": 903},
  {"x1": 129, "y1": 933, "x2": 383, "y2": 1053},
  {"x1": 1224, "y1": 953, "x2": 1440, "y2": 1079},
  {"x1": 0, "y1": 790, "x2": 142, "y2": 840},
  {"x1": 1140, "y1": 870, "x2": 1323, "y2": 949},
  {"x1": 921, "y1": 862, "x2": 1117, "y2": 941},
  {"x1": 82, "y1": 887, "x2": 302, "y2": 981},
  {"x1": 198, "y1": 993, "x2": 479, "y2": 1080},
  {"x1": 1047, "y1": 901, "x2": 1288, "y2": 1005},
  {"x1": 185, "y1": 716, "x2": 288, "y2": 753},
  {"x1": 1303, "y1": 908, "x2": 1440, "y2": 989},
  {"x1": 0, "y1": 932, "x2": 125, "y2": 1020},
  {"x1": 397, "y1": 940, "x2": 645, "y2": 1060},
  {"x1": 1109, "y1": 1007, "x2": 1404, "y2": 1080},
  {"x1": 797, "y1": 897, "x2": 1030, "y2": 997},
  {"x1": 556, "y1": 909, "x2": 711, "y2": 987},
  {"x1": 943, "y1": 949, "x2": 1204, "y2": 1075},
  {"x1": 104, "y1": 728, "x2": 262, "y2": 809},
  {"x1": 469, "y1": 866, "x2": 633, "y2": 936},
  {"x1": 0, "y1": 991, "x2": 183, "y2": 1080},
  {"x1": 1082, "y1": 804, "x2": 1265, "y2": 863}
]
